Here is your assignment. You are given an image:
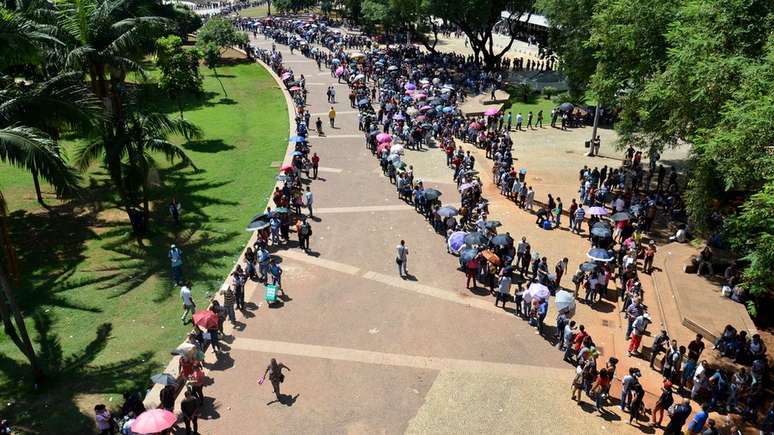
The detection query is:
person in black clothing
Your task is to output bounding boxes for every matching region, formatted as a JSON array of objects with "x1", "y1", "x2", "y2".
[
  {"x1": 159, "y1": 384, "x2": 176, "y2": 411},
  {"x1": 181, "y1": 390, "x2": 200, "y2": 435}
]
